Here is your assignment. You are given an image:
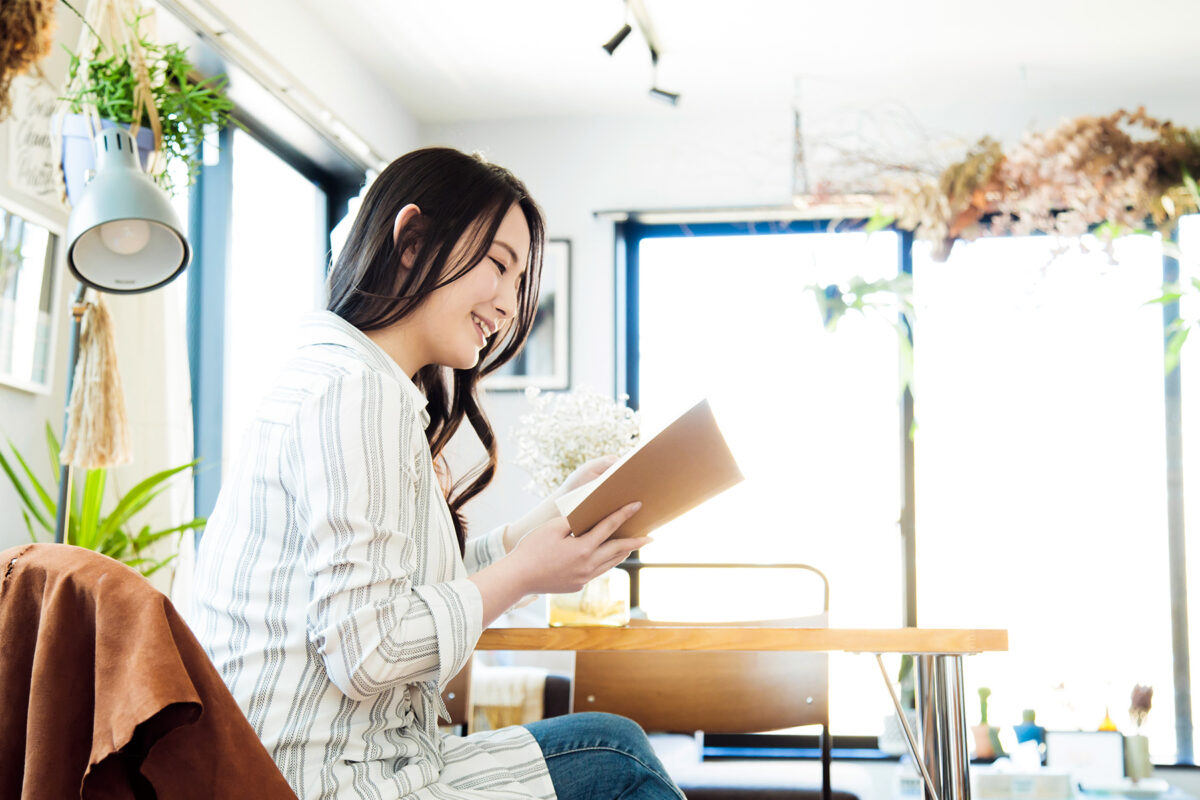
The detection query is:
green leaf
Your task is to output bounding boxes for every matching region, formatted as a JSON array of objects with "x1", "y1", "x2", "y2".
[
  {"x1": 45, "y1": 422, "x2": 60, "y2": 474},
  {"x1": 9, "y1": 440, "x2": 54, "y2": 516},
  {"x1": 78, "y1": 469, "x2": 106, "y2": 550},
  {"x1": 100, "y1": 529, "x2": 129, "y2": 559},
  {"x1": 1146, "y1": 292, "x2": 1184, "y2": 306},
  {"x1": 1165, "y1": 326, "x2": 1191, "y2": 374},
  {"x1": 865, "y1": 212, "x2": 896, "y2": 234},
  {"x1": 0, "y1": 448, "x2": 52, "y2": 531},
  {"x1": 22, "y1": 509, "x2": 38, "y2": 543},
  {"x1": 98, "y1": 460, "x2": 197, "y2": 540},
  {"x1": 140, "y1": 553, "x2": 179, "y2": 578},
  {"x1": 131, "y1": 518, "x2": 206, "y2": 549}
]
